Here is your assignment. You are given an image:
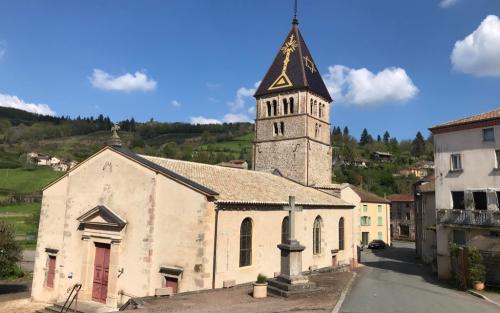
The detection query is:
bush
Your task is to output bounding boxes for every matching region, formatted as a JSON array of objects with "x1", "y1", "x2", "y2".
[
  {"x1": 468, "y1": 247, "x2": 486, "y2": 283},
  {"x1": 256, "y1": 273, "x2": 268, "y2": 284},
  {"x1": 0, "y1": 221, "x2": 23, "y2": 279}
]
